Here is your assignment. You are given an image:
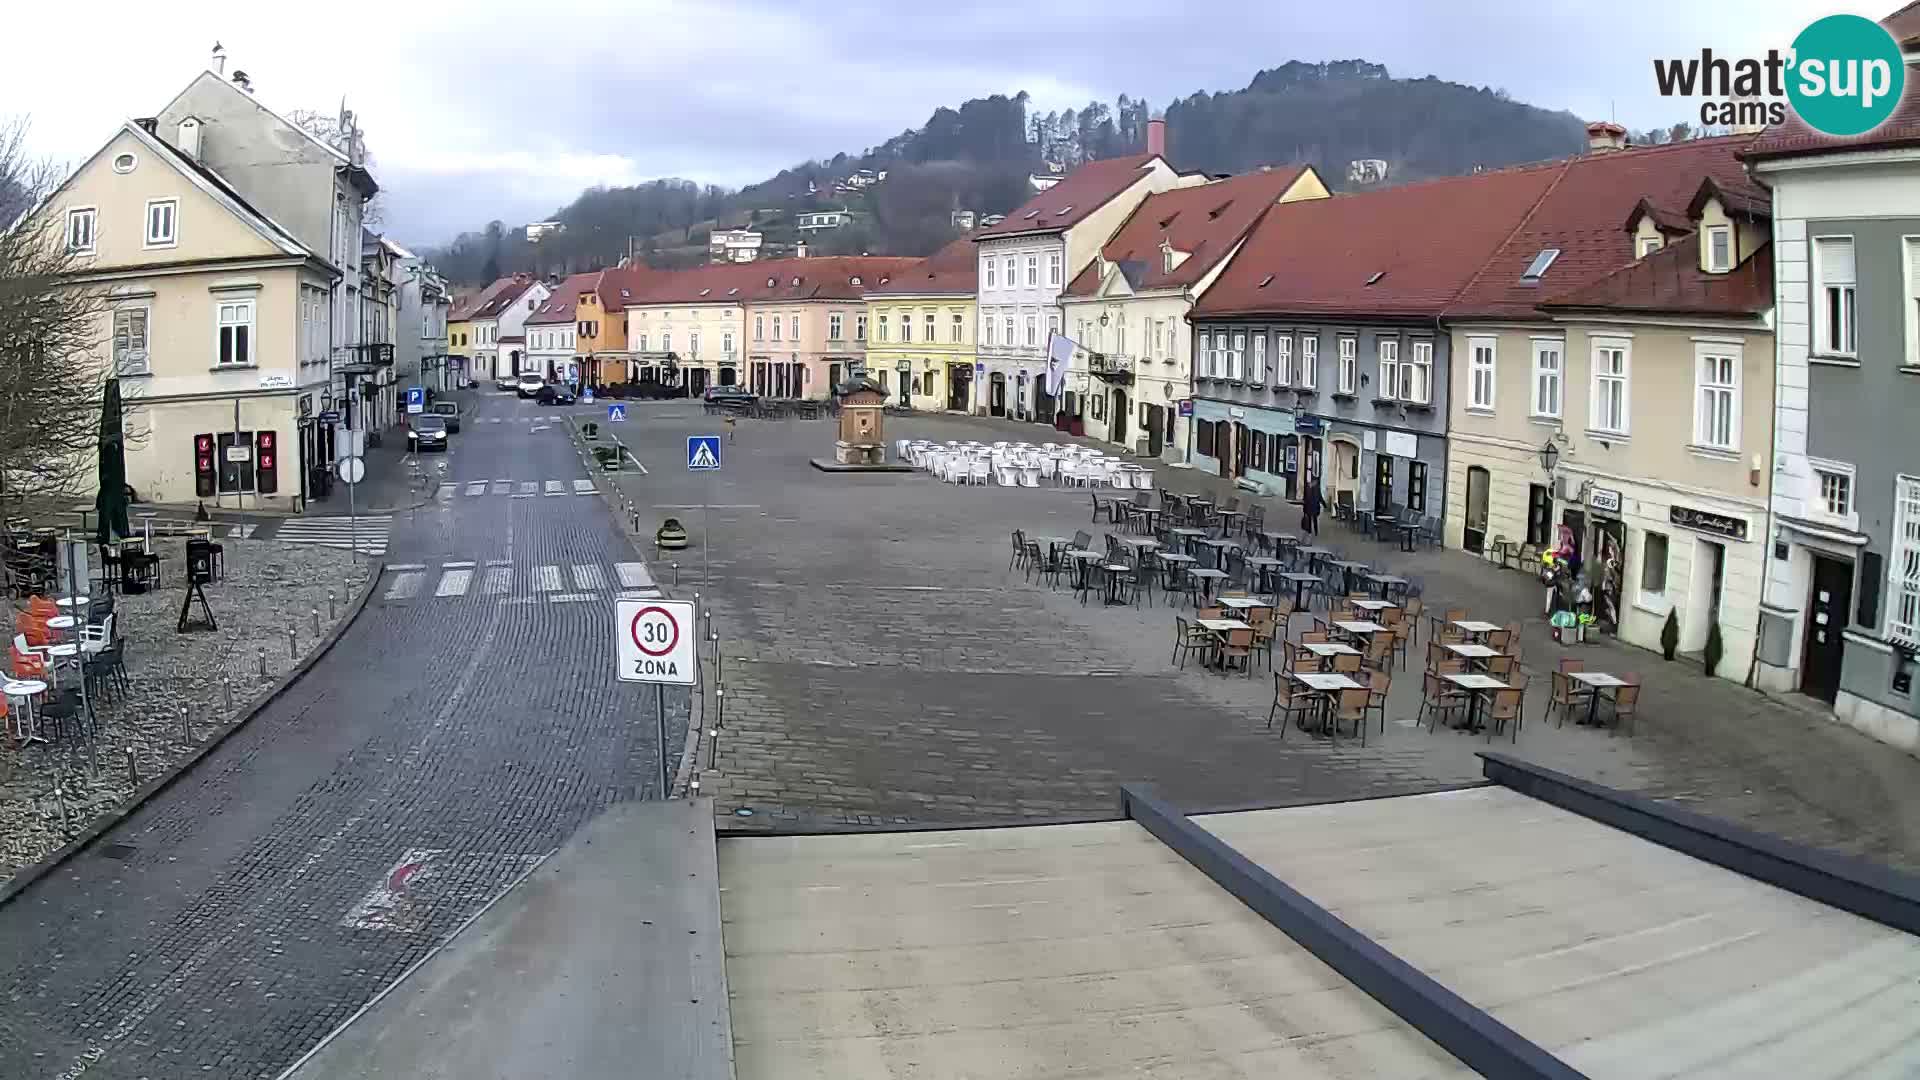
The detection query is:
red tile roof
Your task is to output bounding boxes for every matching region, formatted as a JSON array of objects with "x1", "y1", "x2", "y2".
[
  {"x1": 526, "y1": 272, "x2": 598, "y2": 325},
  {"x1": 449, "y1": 275, "x2": 527, "y2": 321},
  {"x1": 626, "y1": 256, "x2": 918, "y2": 306},
  {"x1": 1445, "y1": 134, "x2": 1764, "y2": 320},
  {"x1": 1192, "y1": 163, "x2": 1565, "y2": 319},
  {"x1": 595, "y1": 265, "x2": 669, "y2": 313},
  {"x1": 1744, "y1": 69, "x2": 1920, "y2": 161},
  {"x1": 1539, "y1": 232, "x2": 1773, "y2": 317},
  {"x1": 974, "y1": 154, "x2": 1166, "y2": 239},
  {"x1": 1062, "y1": 167, "x2": 1313, "y2": 298},
  {"x1": 866, "y1": 234, "x2": 980, "y2": 296},
  {"x1": 1885, "y1": 0, "x2": 1920, "y2": 47},
  {"x1": 470, "y1": 275, "x2": 540, "y2": 320}
]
